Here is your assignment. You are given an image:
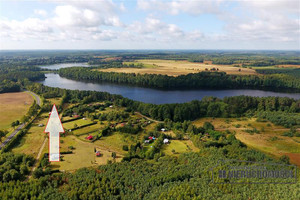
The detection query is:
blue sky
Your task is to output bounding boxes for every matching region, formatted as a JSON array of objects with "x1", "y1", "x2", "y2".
[{"x1": 0, "y1": 0, "x2": 299, "y2": 50}]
